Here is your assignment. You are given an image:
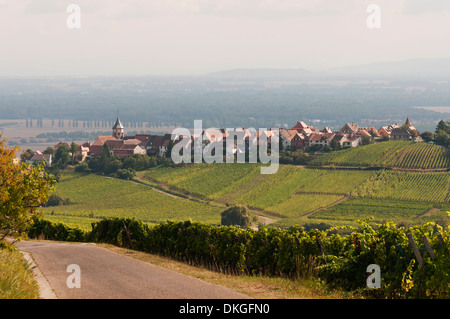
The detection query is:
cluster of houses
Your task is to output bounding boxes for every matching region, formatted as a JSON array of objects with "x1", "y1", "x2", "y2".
[
  {"x1": 27, "y1": 116, "x2": 419, "y2": 166},
  {"x1": 279, "y1": 117, "x2": 419, "y2": 150}
]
